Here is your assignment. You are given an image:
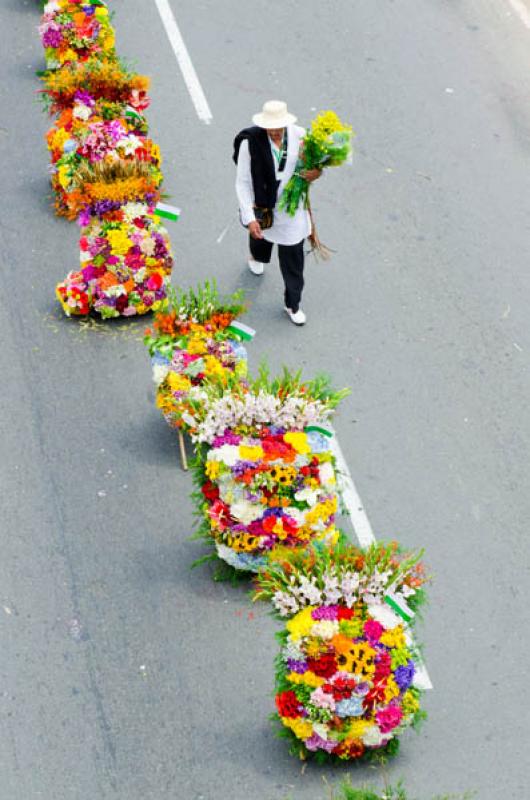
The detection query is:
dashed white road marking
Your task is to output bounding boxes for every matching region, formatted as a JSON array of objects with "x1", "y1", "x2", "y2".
[
  {"x1": 154, "y1": 0, "x2": 213, "y2": 124},
  {"x1": 330, "y1": 426, "x2": 433, "y2": 690}
]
